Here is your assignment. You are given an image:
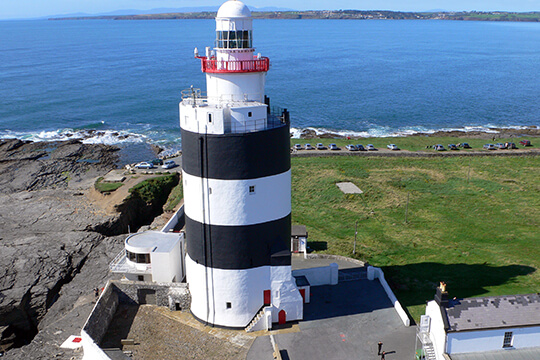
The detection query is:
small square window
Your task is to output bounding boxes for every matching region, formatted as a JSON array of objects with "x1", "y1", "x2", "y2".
[
  {"x1": 226, "y1": 302, "x2": 232, "y2": 309},
  {"x1": 249, "y1": 185, "x2": 255, "y2": 194},
  {"x1": 503, "y1": 331, "x2": 513, "y2": 348},
  {"x1": 248, "y1": 112, "x2": 252, "y2": 117},
  {"x1": 138, "y1": 275, "x2": 144, "y2": 281}
]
